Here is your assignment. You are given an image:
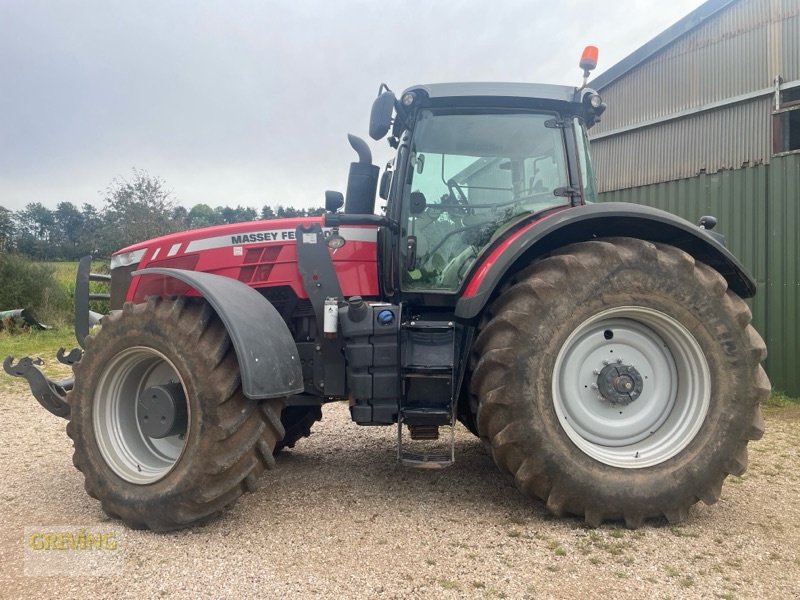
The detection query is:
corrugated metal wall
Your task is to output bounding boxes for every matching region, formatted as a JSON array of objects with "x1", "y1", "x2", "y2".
[
  {"x1": 594, "y1": 0, "x2": 775, "y2": 131},
  {"x1": 592, "y1": 97, "x2": 772, "y2": 191},
  {"x1": 780, "y1": 1, "x2": 800, "y2": 81},
  {"x1": 765, "y1": 153, "x2": 800, "y2": 396},
  {"x1": 599, "y1": 153, "x2": 800, "y2": 396},
  {"x1": 590, "y1": 0, "x2": 800, "y2": 192}
]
